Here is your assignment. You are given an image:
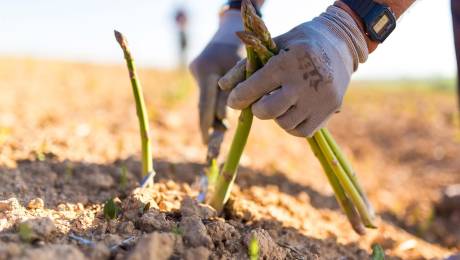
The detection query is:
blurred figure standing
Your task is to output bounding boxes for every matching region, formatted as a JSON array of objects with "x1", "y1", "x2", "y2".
[
  {"x1": 452, "y1": 0, "x2": 460, "y2": 112},
  {"x1": 174, "y1": 8, "x2": 188, "y2": 69}
]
